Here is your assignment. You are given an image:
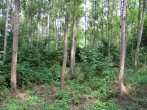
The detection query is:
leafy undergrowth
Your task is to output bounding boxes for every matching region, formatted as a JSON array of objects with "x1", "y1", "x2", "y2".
[{"x1": 0, "y1": 67, "x2": 147, "y2": 110}]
